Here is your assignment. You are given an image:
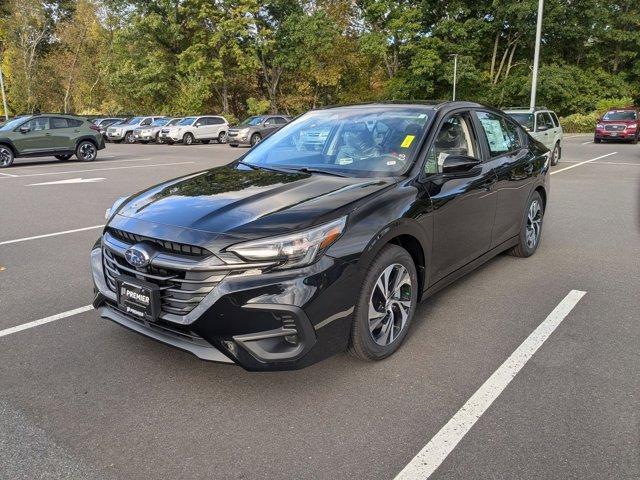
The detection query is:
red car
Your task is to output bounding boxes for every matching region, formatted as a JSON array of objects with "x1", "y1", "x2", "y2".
[{"x1": 594, "y1": 108, "x2": 638, "y2": 143}]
